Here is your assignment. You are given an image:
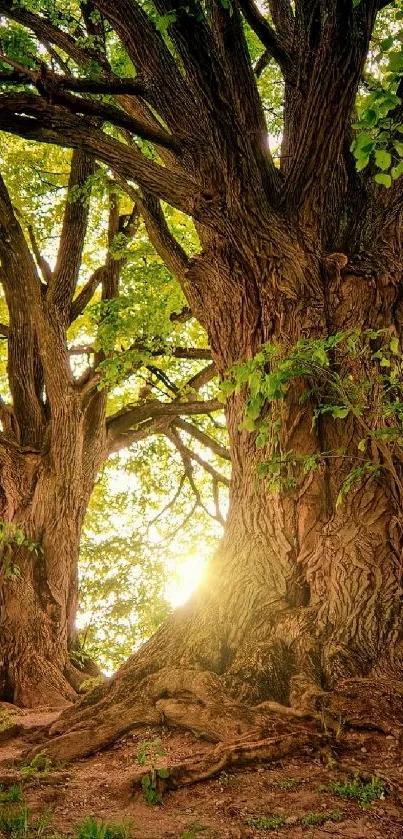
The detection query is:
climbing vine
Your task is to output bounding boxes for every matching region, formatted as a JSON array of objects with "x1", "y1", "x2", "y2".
[{"x1": 220, "y1": 329, "x2": 403, "y2": 500}]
